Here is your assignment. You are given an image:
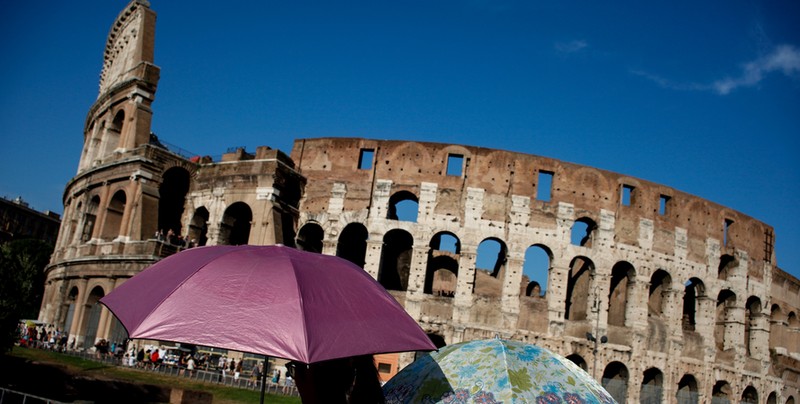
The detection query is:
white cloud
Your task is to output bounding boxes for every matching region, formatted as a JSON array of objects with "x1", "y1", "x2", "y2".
[
  {"x1": 555, "y1": 40, "x2": 588, "y2": 53},
  {"x1": 633, "y1": 45, "x2": 800, "y2": 95},
  {"x1": 713, "y1": 45, "x2": 800, "y2": 94}
]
